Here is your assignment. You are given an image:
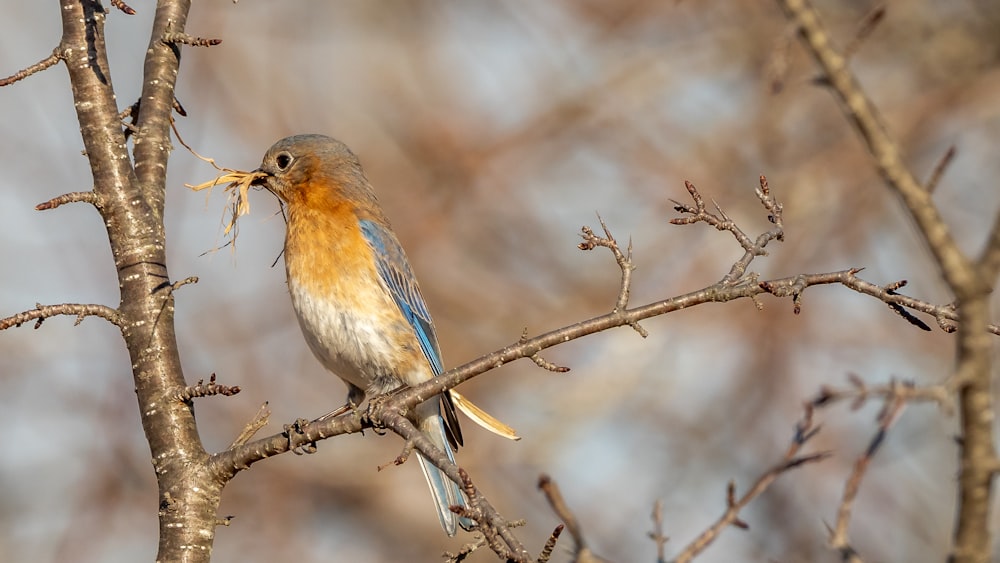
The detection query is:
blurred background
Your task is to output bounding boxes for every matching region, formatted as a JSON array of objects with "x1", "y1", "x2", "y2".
[{"x1": 2, "y1": 1, "x2": 1000, "y2": 561}]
